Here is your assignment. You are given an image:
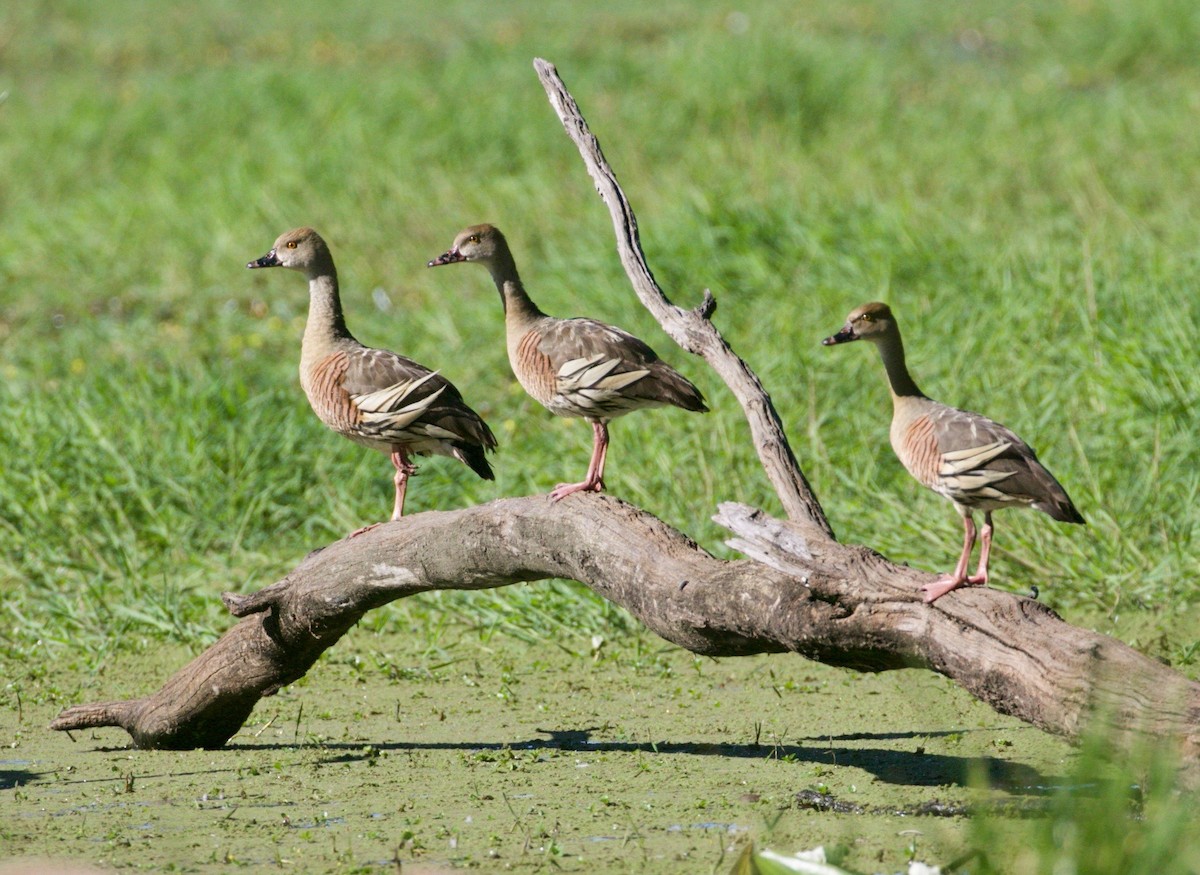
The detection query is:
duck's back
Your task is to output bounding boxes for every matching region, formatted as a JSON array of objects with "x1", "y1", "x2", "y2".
[
  {"x1": 891, "y1": 396, "x2": 1082, "y2": 521},
  {"x1": 303, "y1": 340, "x2": 496, "y2": 470},
  {"x1": 508, "y1": 316, "x2": 706, "y2": 420}
]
